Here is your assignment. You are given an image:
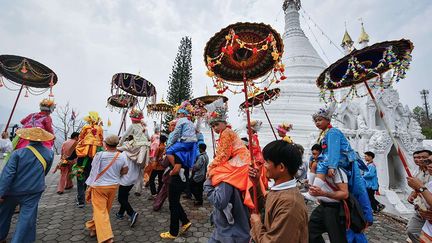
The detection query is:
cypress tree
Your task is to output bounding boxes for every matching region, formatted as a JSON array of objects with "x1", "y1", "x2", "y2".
[{"x1": 163, "y1": 36, "x2": 193, "y2": 131}]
